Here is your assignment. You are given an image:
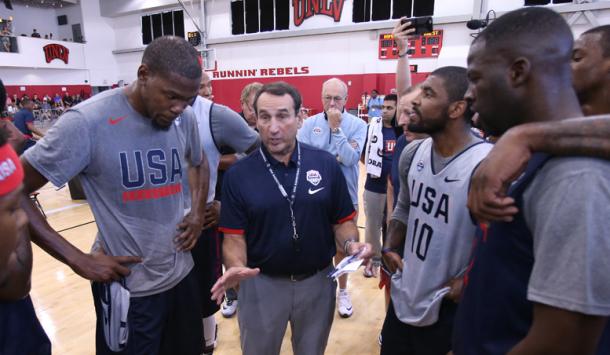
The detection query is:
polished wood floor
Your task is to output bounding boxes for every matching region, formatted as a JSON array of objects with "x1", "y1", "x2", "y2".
[{"x1": 29, "y1": 167, "x2": 386, "y2": 354}]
